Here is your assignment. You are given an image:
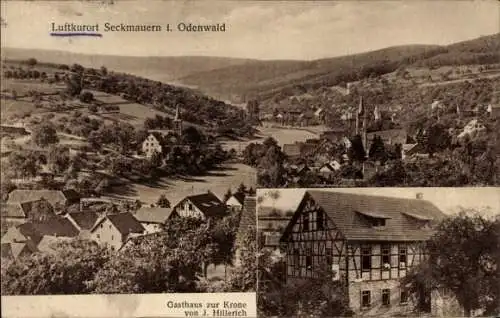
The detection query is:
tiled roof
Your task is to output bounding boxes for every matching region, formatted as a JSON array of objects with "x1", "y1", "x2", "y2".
[
  {"x1": 1, "y1": 227, "x2": 28, "y2": 244},
  {"x1": 7, "y1": 190, "x2": 79, "y2": 207},
  {"x1": 68, "y1": 211, "x2": 99, "y2": 230},
  {"x1": 103, "y1": 212, "x2": 145, "y2": 236},
  {"x1": 18, "y1": 218, "x2": 80, "y2": 244},
  {"x1": 183, "y1": 192, "x2": 226, "y2": 218},
  {"x1": 134, "y1": 207, "x2": 175, "y2": 224},
  {"x1": 283, "y1": 191, "x2": 445, "y2": 242}
]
